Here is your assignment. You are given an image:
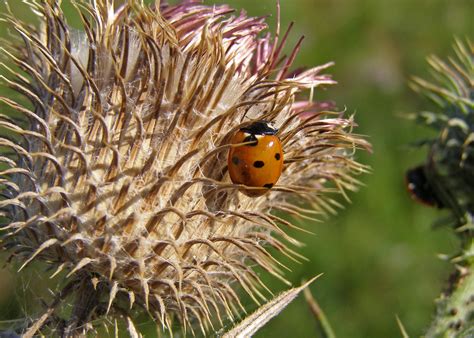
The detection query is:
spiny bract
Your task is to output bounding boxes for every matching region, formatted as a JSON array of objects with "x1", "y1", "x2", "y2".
[{"x1": 0, "y1": 0, "x2": 369, "y2": 335}]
